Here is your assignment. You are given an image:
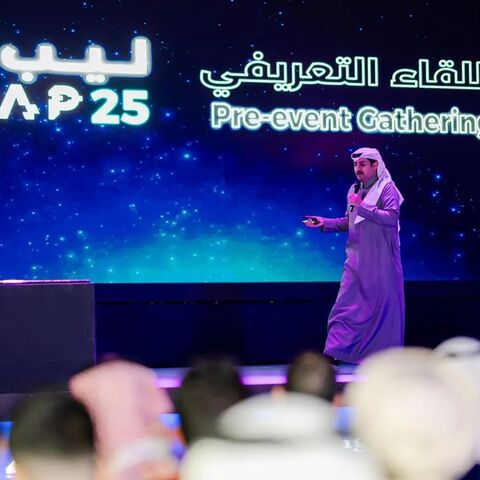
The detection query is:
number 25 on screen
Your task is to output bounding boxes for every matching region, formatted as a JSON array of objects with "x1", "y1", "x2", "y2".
[{"x1": 91, "y1": 89, "x2": 150, "y2": 126}]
